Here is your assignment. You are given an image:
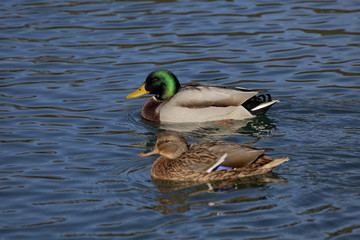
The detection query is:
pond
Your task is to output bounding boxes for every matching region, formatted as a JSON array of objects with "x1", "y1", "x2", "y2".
[{"x1": 1, "y1": 0, "x2": 360, "y2": 239}]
